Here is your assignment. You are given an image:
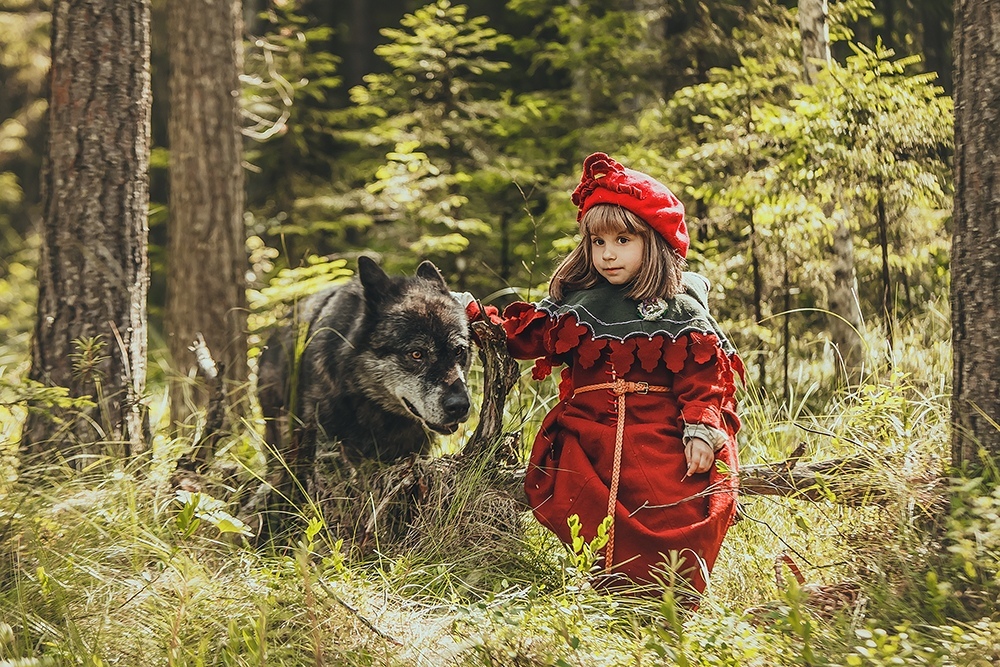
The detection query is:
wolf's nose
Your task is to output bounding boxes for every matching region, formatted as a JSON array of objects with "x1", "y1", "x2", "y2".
[{"x1": 443, "y1": 390, "x2": 471, "y2": 420}]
